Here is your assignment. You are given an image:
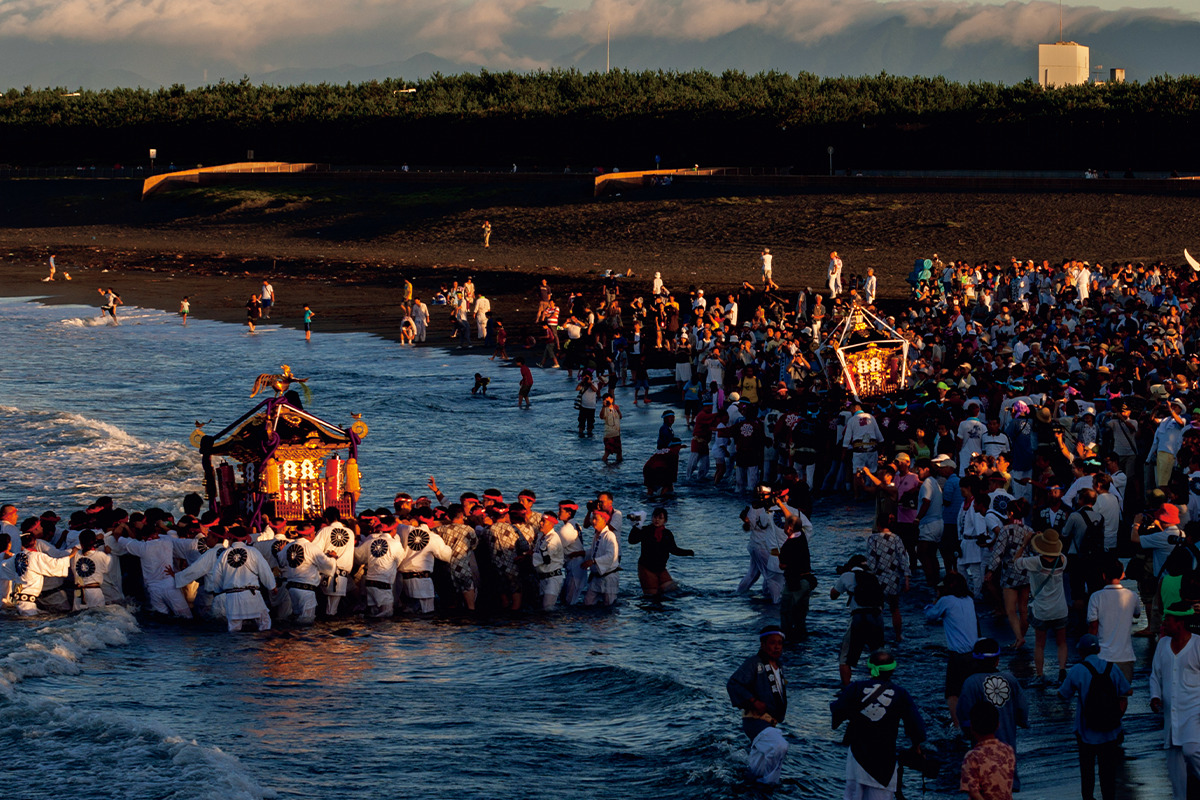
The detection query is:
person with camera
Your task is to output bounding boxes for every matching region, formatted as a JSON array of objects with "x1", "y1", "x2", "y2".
[
  {"x1": 773, "y1": 497, "x2": 816, "y2": 641},
  {"x1": 726, "y1": 626, "x2": 789, "y2": 788},
  {"x1": 627, "y1": 507, "x2": 693, "y2": 597},
  {"x1": 831, "y1": 648, "x2": 928, "y2": 800},
  {"x1": 738, "y1": 485, "x2": 792, "y2": 604}
]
